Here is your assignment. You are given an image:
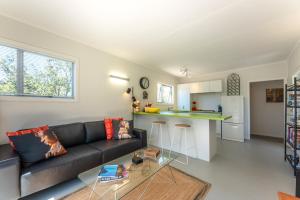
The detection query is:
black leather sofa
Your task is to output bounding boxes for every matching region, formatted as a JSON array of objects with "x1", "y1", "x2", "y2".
[{"x1": 0, "y1": 120, "x2": 147, "y2": 199}]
